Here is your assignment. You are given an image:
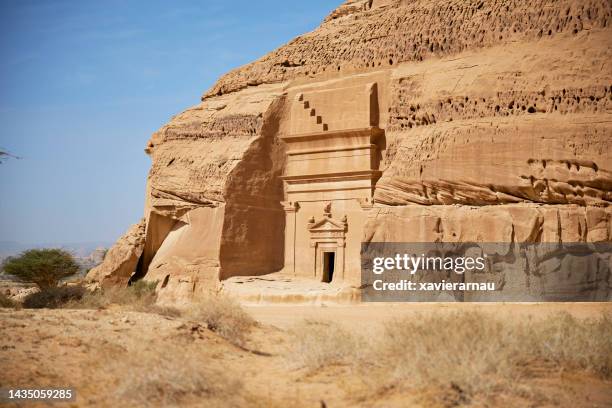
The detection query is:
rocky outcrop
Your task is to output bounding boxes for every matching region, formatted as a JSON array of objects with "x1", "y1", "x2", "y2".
[
  {"x1": 376, "y1": 116, "x2": 612, "y2": 206},
  {"x1": 363, "y1": 205, "x2": 612, "y2": 246},
  {"x1": 133, "y1": 85, "x2": 289, "y2": 303},
  {"x1": 89, "y1": 0, "x2": 612, "y2": 302},
  {"x1": 86, "y1": 220, "x2": 146, "y2": 287},
  {"x1": 374, "y1": 26, "x2": 612, "y2": 207},
  {"x1": 205, "y1": 0, "x2": 611, "y2": 97}
]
